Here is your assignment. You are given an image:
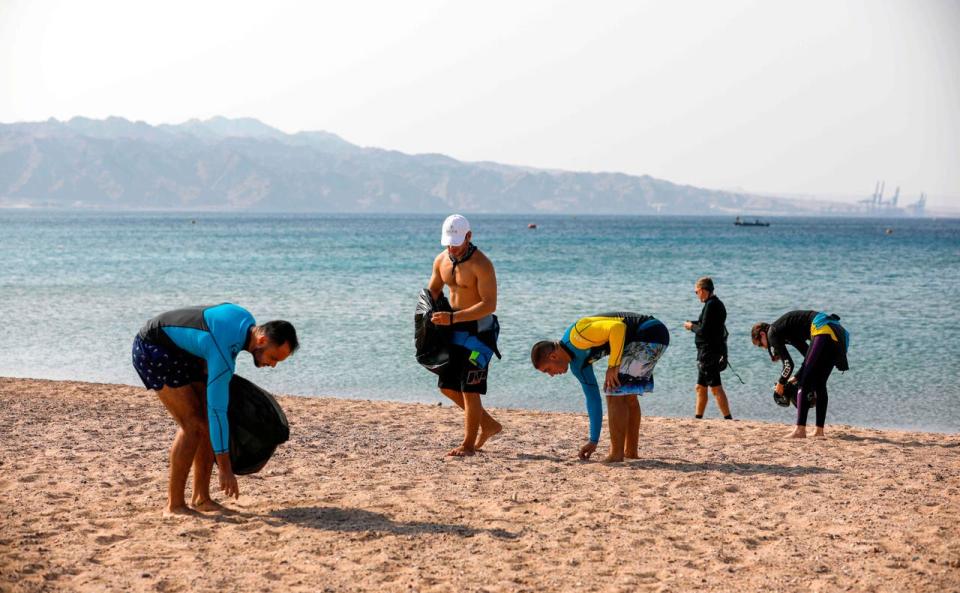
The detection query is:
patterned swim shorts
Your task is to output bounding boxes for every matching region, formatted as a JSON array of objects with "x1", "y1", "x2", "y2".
[
  {"x1": 131, "y1": 335, "x2": 205, "y2": 391},
  {"x1": 605, "y1": 340, "x2": 669, "y2": 396}
]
